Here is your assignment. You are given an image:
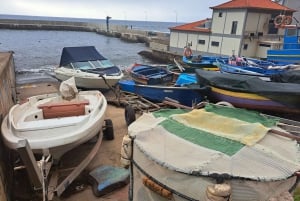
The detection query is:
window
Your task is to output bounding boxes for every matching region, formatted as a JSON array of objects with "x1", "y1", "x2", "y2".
[
  {"x1": 259, "y1": 43, "x2": 271, "y2": 47},
  {"x1": 268, "y1": 14, "x2": 278, "y2": 34},
  {"x1": 211, "y1": 41, "x2": 219, "y2": 47},
  {"x1": 198, "y1": 39, "x2": 205, "y2": 45},
  {"x1": 219, "y1": 12, "x2": 223, "y2": 17},
  {"x1": 231, "y1": 21, "x2": 238, "y2": 34},
  {"x1": 286, "y1": 29, "x2": 297, "y2": 36},
  {"x1": 243, "y1": 44, "x2": 248, "y2": 50}
]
